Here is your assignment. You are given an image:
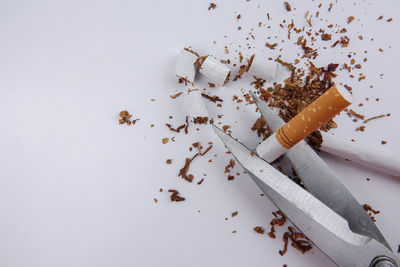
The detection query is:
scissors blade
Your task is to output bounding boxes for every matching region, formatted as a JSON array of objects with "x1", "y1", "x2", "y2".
[
  {"x1": 250, "y1": 91, "x2": 390, "y2": 249},
  {"x1": 212, "y1": 124, "x2": 400, "y2": 267}
]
